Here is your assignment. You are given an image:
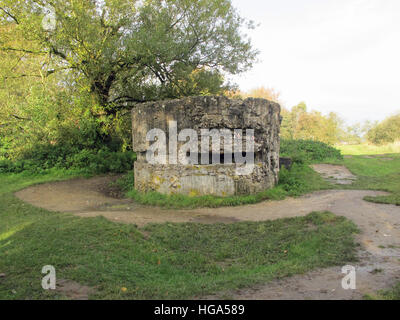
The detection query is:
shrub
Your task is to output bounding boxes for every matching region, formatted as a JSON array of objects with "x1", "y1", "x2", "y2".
[
  {"x1": 278, "y1": 162, "x2": 331, "y2": 196},
  {"x1": 280, "y1": 139, "x2": 343, "y2": 164},
  {"x1": 65, "y1": 149, "x2": 136, "y2": 174},
  {"x1": 278, "y1": 165, "x2": 306, "y2": 195},
  {"x1": 0, "y1": 148, "x2": 136, "y2": 175}
]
